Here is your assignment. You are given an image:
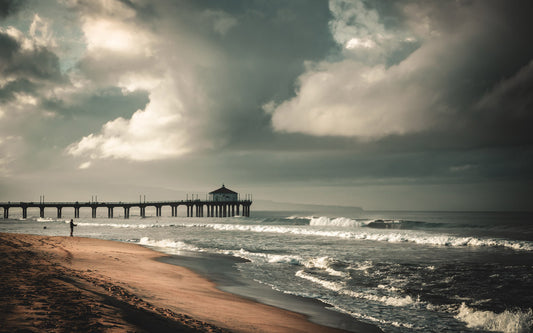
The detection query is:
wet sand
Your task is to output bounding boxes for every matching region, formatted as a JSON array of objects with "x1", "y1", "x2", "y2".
[{"x1": 0, "y1": 233, "x2": 378, "y2": 332}]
